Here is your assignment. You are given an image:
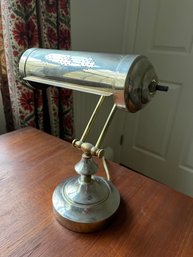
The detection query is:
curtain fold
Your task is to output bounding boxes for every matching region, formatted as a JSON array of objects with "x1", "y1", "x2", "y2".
[
  {"x1": 0, "y1": 0, "x2": 73, "y2": 140},
  {"x1": 0, "y1": 10, "x2": 14, "y2": 131}
]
